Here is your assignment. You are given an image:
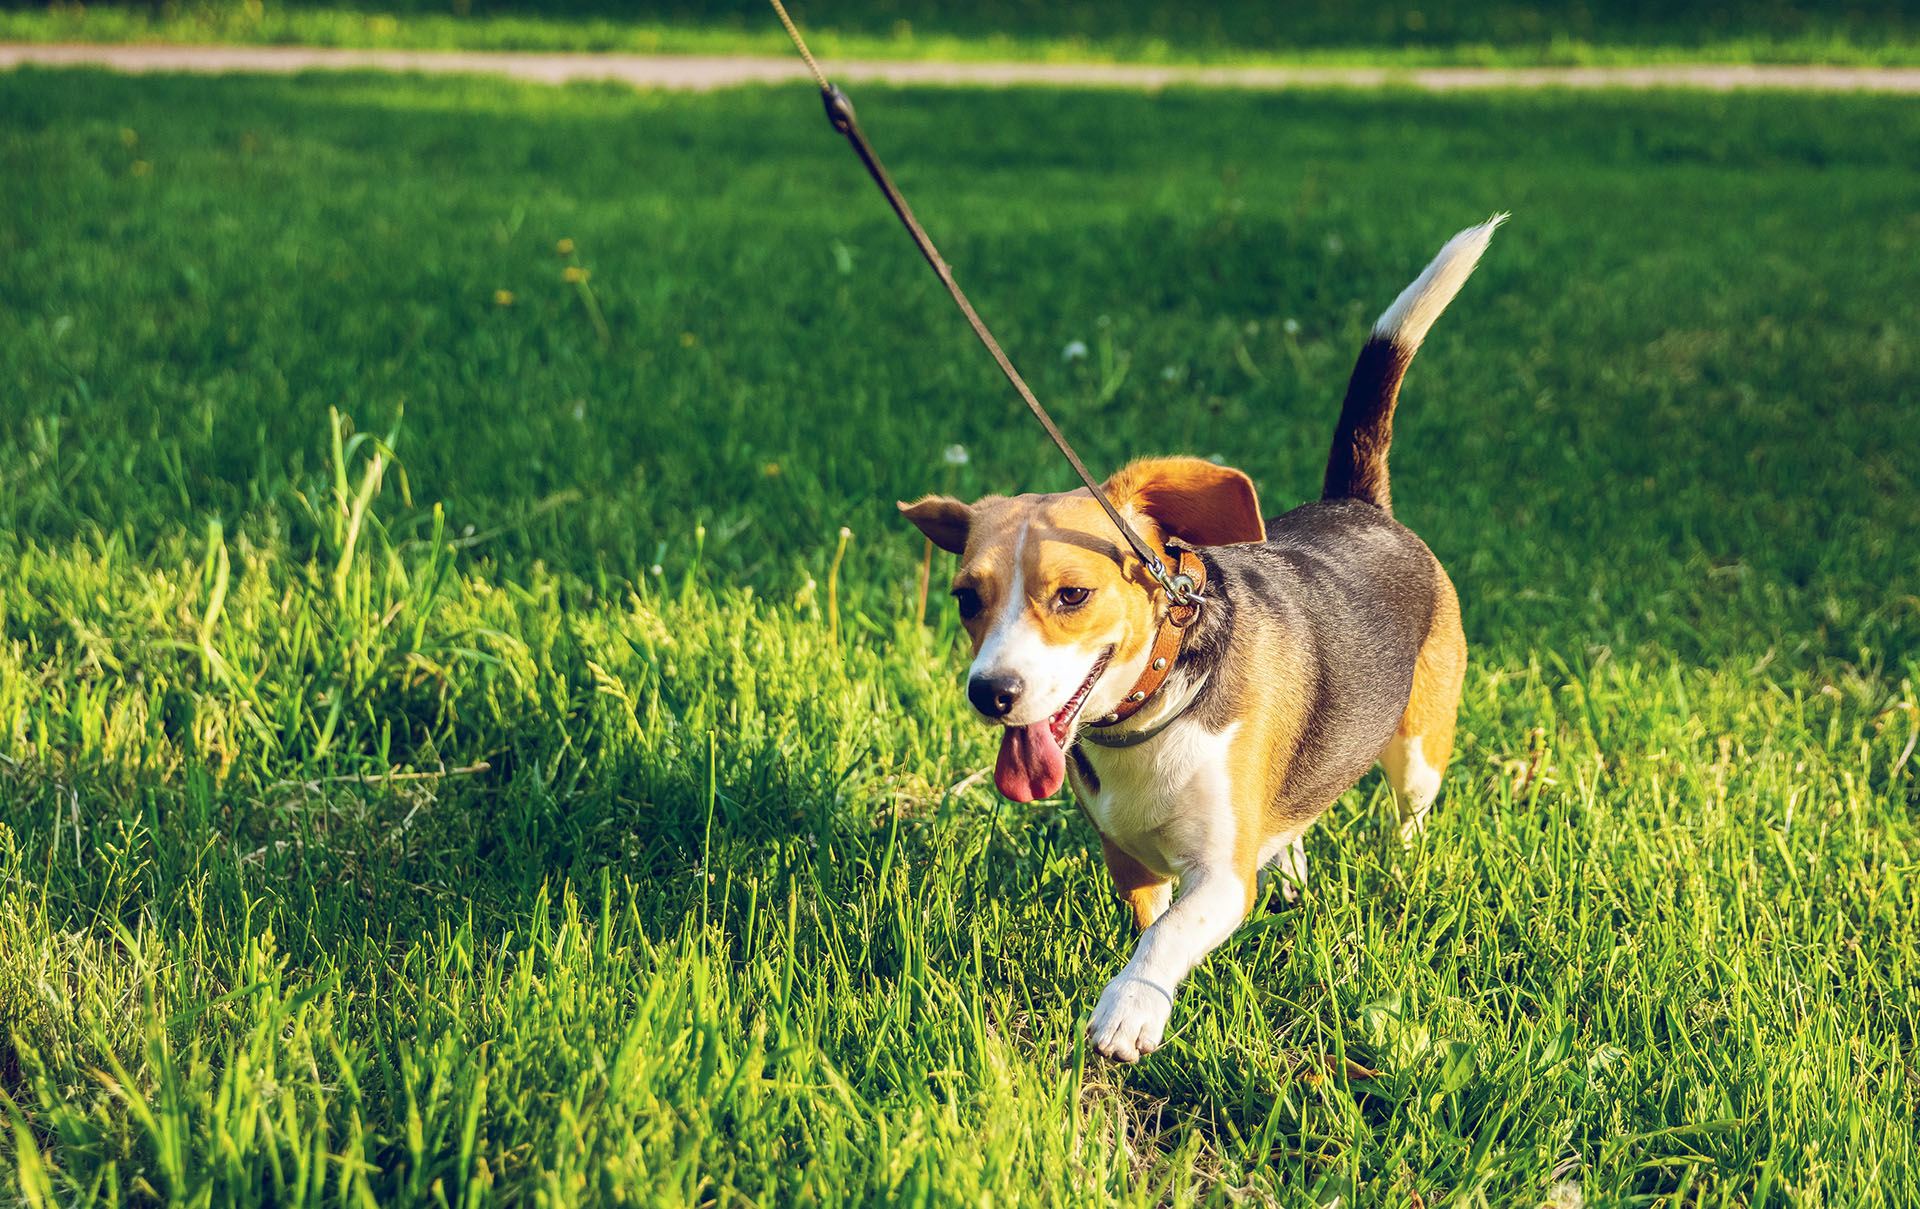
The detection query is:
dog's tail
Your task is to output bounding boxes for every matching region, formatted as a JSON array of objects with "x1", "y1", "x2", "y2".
[{"x1": 1322, "y1": 214, "x2": 1505, "y2": 516}]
